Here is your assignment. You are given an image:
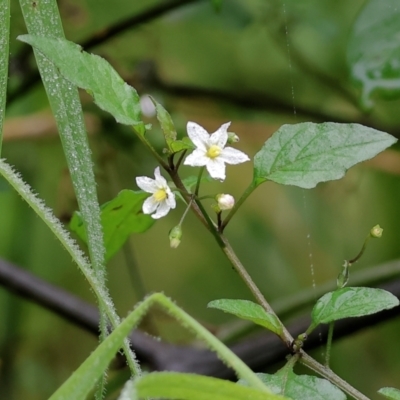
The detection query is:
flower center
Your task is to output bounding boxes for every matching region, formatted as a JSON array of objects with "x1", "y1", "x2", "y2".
[
  {"x1": 154, "y1": 189, "x2": 167, "y2": 202},
  {"x1": 206, "y1": 145, "x2": 222, "y2": 159}
]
